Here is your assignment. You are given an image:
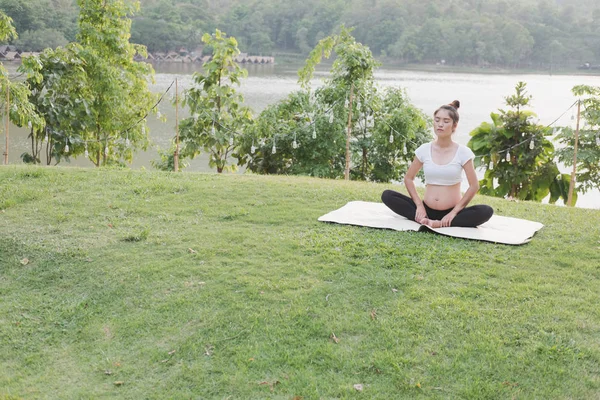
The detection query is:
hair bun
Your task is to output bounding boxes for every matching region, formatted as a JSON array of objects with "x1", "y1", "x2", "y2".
[{"x1": 449, "y1": 100, "x2": 460, "y2": 109}]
